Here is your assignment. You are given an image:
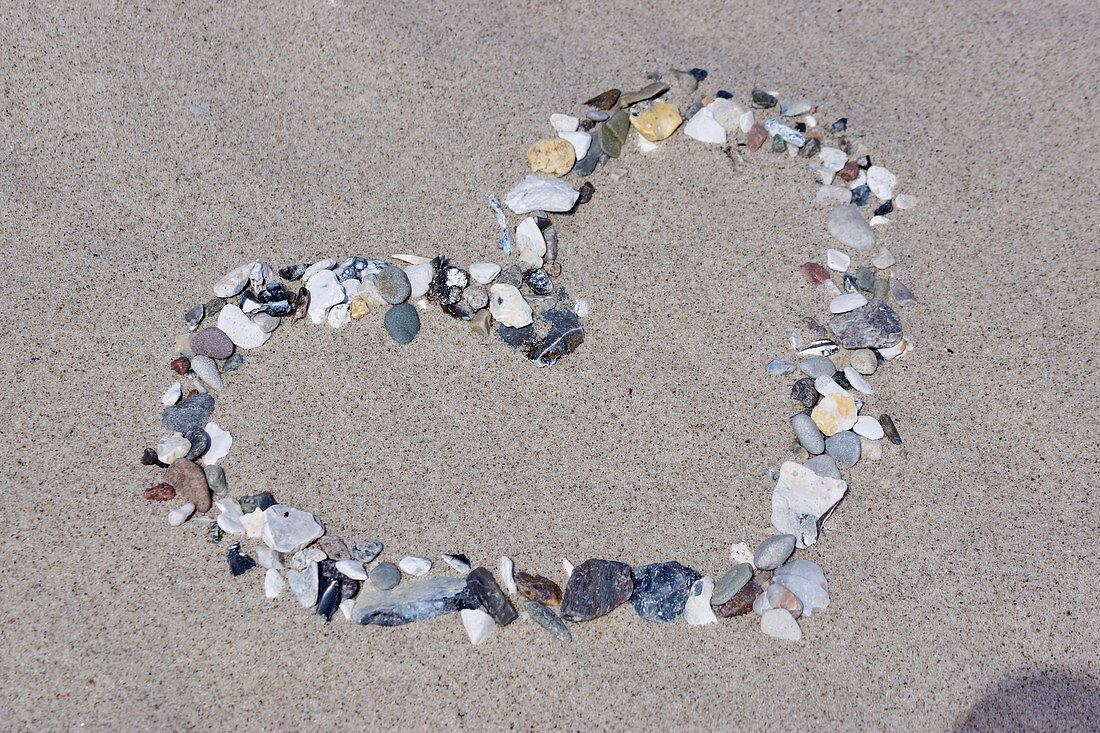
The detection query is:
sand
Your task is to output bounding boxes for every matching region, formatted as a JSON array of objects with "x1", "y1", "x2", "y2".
[{"x1": 1, "y1": 0, "x2": 1098, "y2": 729}]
